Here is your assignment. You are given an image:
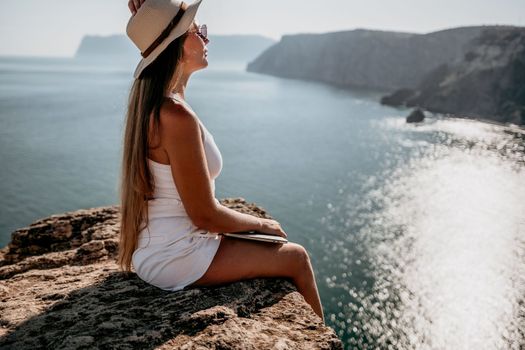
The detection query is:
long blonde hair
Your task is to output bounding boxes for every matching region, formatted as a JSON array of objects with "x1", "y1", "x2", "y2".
[{"x1": 118, "y1": 34, "x2": 188, "y2": 272}]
